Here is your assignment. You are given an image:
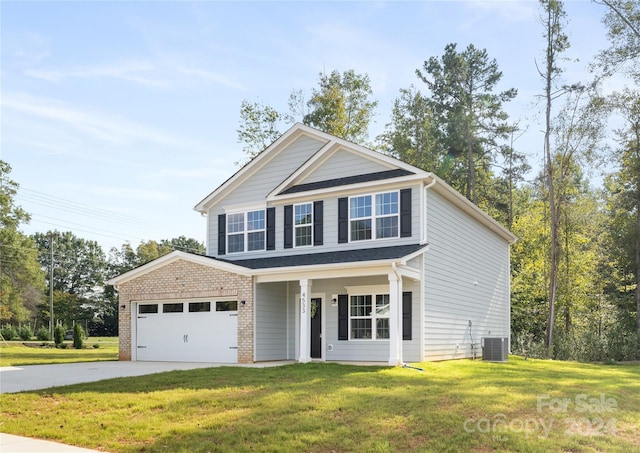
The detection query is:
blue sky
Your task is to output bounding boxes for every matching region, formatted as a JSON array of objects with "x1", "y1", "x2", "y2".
[{"x1": 1, "y1": 1, "x2": 613, "y2": 254}]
